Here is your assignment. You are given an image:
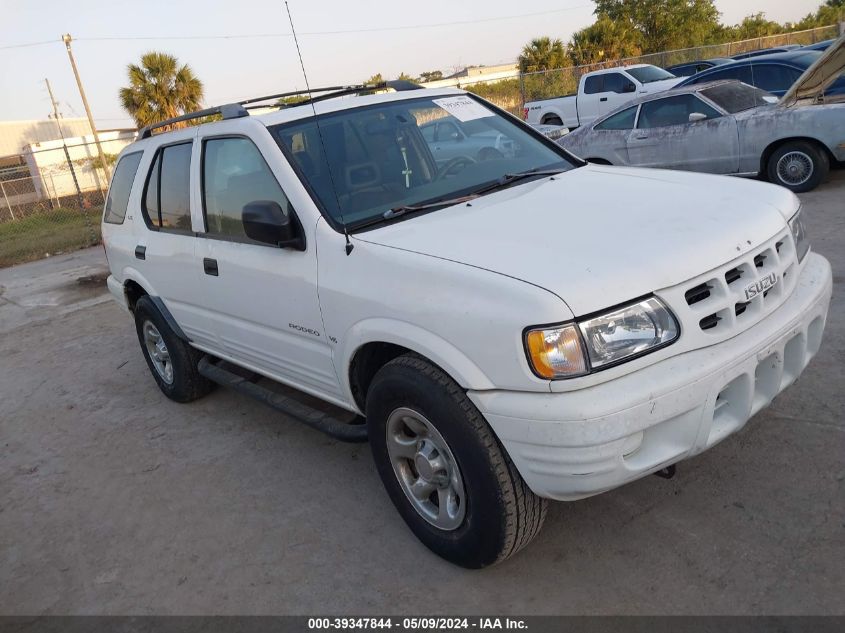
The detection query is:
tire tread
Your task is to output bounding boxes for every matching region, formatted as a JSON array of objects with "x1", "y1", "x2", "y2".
[{"x1": 383, "y1": 354, "x2": 547, "y2": 564}]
